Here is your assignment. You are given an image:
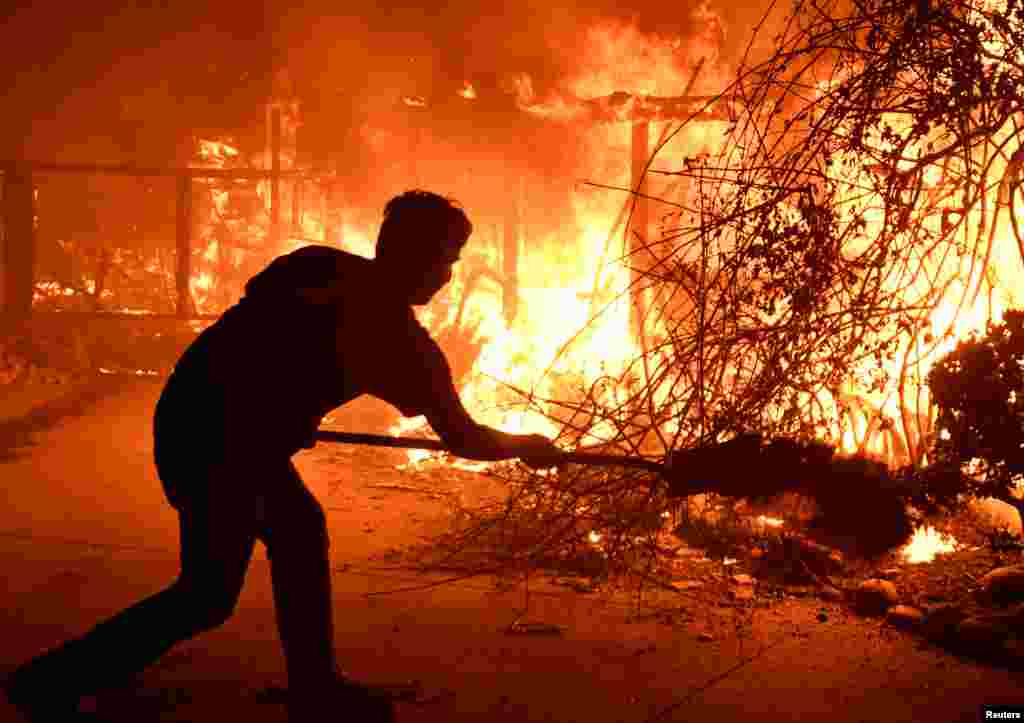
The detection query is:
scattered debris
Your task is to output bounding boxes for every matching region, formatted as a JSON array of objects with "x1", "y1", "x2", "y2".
[
  {"x1": 885, "y1": 605, "x2": 925, "y2": 630},
  {"x1": 750, "y1": 536, "x2": 843, "y2": 586},
  {"x1": 920, "y1": 603, "x2": 969, "y2": 642},
  {"x1": 504, "y1": 620, "x2": 565, "y2": 636},
  {"x1": 855, "y1": 579, "x2": 900, "y2": 616},
  {"x1": 670, "y1": 579, "x2": 704, "y2": 591},
  {"x1": 955, "y1": 616, "x2": 1014, "y2": 649},
  {"x1": 553, "y1": 577, "x2": 601, "y2": 593},
  {"x1": 977, "y1": 564, "x2": 1024, "y2": 604},
  {"x1": 364, "y1": 483, "x2": 453, "y2": 500},
  {"x1": 783, "y1": 585, "x2": 816, "y2": 598},
  {"x1": 819, "y1": 585, "x2": 844, "y2": 602},
  {"x1": 731, "y1": 586, "x2": 755, "y2": 602}
]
